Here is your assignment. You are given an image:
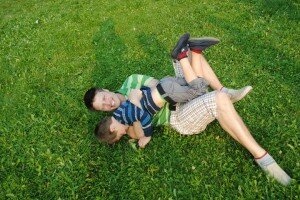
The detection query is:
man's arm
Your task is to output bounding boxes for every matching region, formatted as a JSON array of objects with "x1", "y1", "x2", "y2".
[
  {"x1": 117, "y1": 74, "x2": 158, "y2": 96},
  {"x1": 128, "y1": 89, "x2": 143, "y2": 108},
  {"x1": 144, "y1": 79, "x2": 159, "y2": 88}
]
